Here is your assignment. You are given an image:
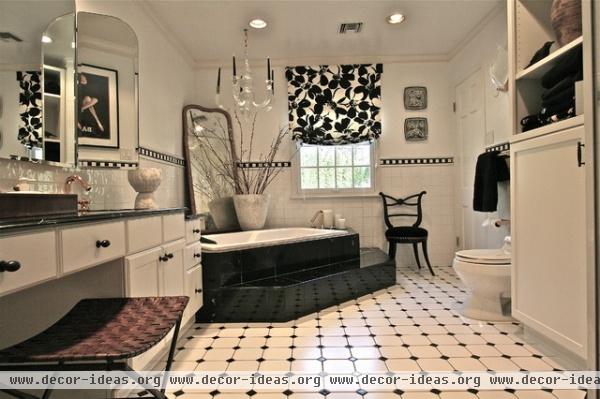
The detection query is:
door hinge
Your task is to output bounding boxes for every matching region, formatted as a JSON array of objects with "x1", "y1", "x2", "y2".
[
  {"x1": 455, "y1": 236, "x2": 460, "y2": 247},
  {"x1": 452, "y1": 102, "x2": 456, "y2": 112},
  {"x1": 577, "y1": 142, "x2": 585, "y2": 167}
]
